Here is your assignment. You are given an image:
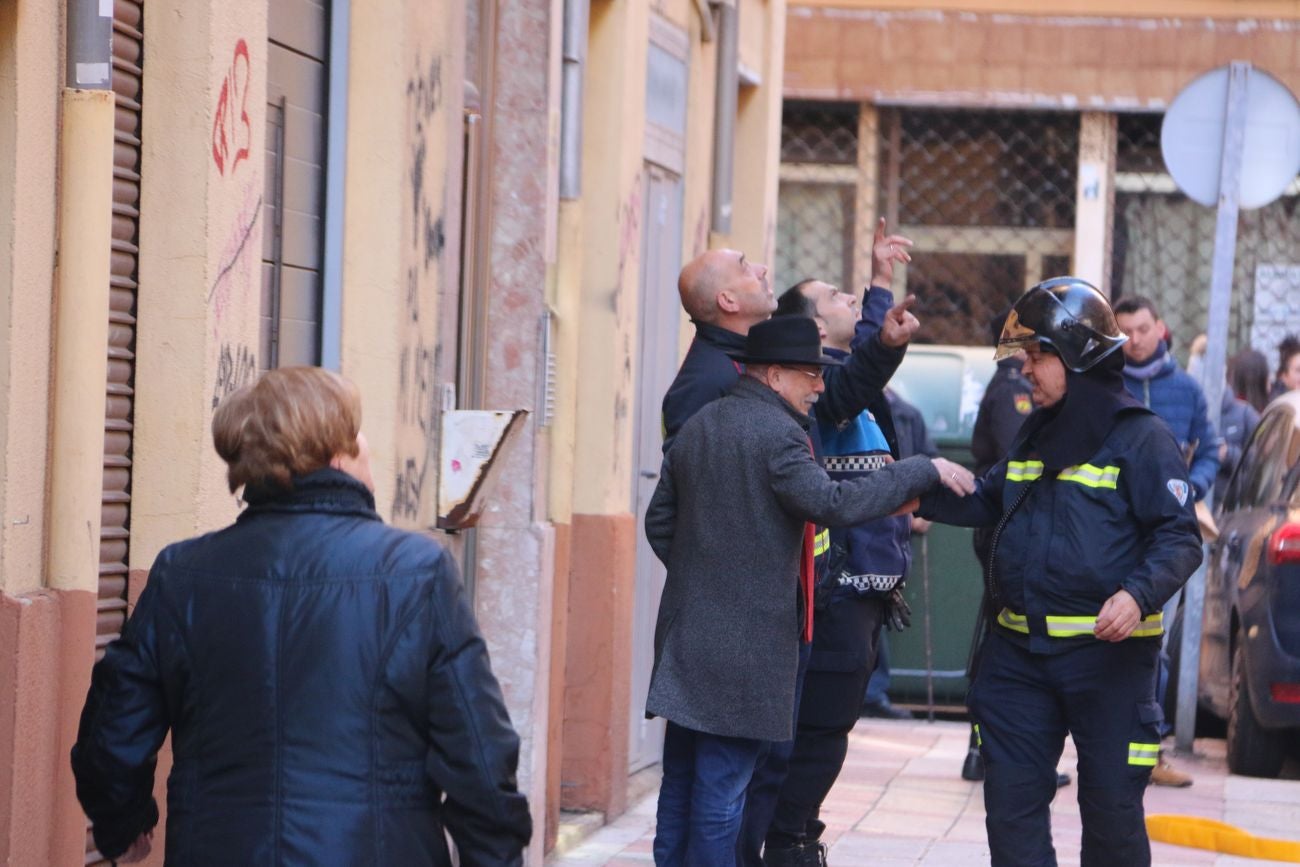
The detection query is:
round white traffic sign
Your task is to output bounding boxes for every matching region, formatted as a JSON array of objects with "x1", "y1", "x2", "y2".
[{"x1": 1161, "y1": 65, "x2": 1300, "y2": 210}]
